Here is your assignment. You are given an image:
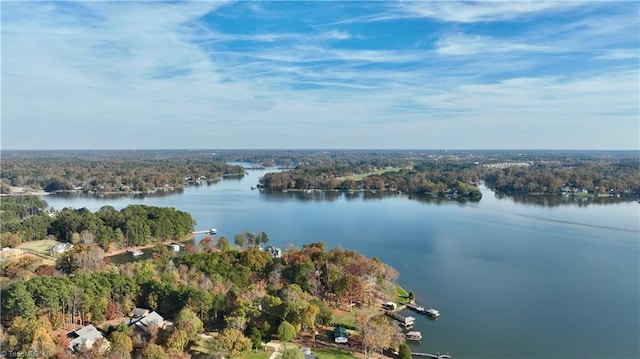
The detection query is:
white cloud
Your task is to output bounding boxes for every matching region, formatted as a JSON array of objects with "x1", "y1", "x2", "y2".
[
  {"x1": 1, "y1": 1, "x2": 638, "y2": 150},
  {"x1": 435, "y1": 33, "x2": 553, "y2": 56},
  {"x1": 595, "y1": 49, "x2": 639, "y2": 60},
  {"x1": 398, "y1": 1, "x2": 587, "y2": 23}
]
